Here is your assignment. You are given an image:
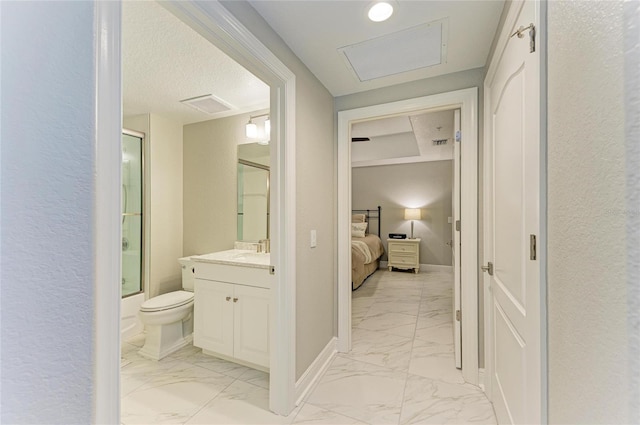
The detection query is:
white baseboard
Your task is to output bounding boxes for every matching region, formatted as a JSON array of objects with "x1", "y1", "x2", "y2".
[
  {"x1": 380, "y1": 261, "x2": 453, "y2": 273},
  {"x1": 295, "y1": 337, "x2": 337, "y2": 405},
  {"x1": 421, "y1": 264, "x2": 454, "y2": 272}
]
